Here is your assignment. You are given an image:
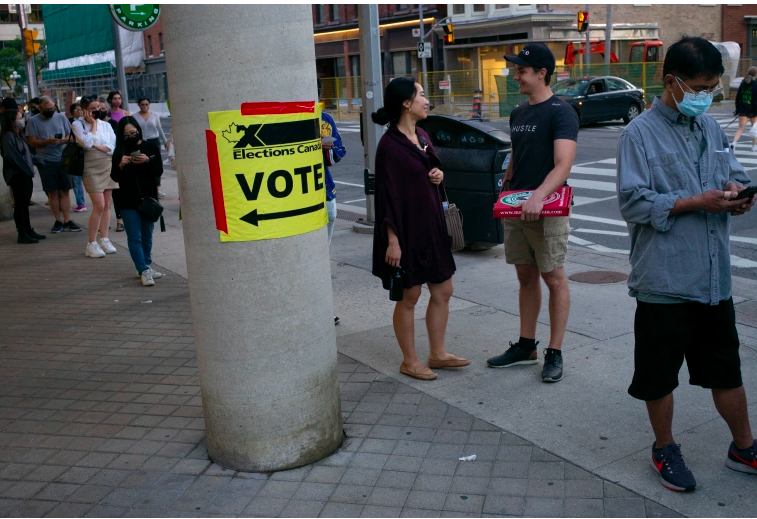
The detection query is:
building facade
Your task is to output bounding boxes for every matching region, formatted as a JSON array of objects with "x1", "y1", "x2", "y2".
[
  {"x1": 722, "y1": 4, "x2": 757, "y2": 58},
  {"x1": 128, "y1": 16, "x2": 168, "y2": 110}
]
